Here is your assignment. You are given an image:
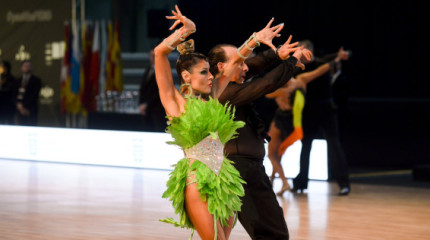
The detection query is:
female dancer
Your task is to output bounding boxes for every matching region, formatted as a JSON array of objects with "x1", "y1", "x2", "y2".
[
  {"x1": 155, "y1": 6, "x2": 284, "y2": 239},
  {"x1": 266, "y1": 58, "x2": 340, "y2": 196}
]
